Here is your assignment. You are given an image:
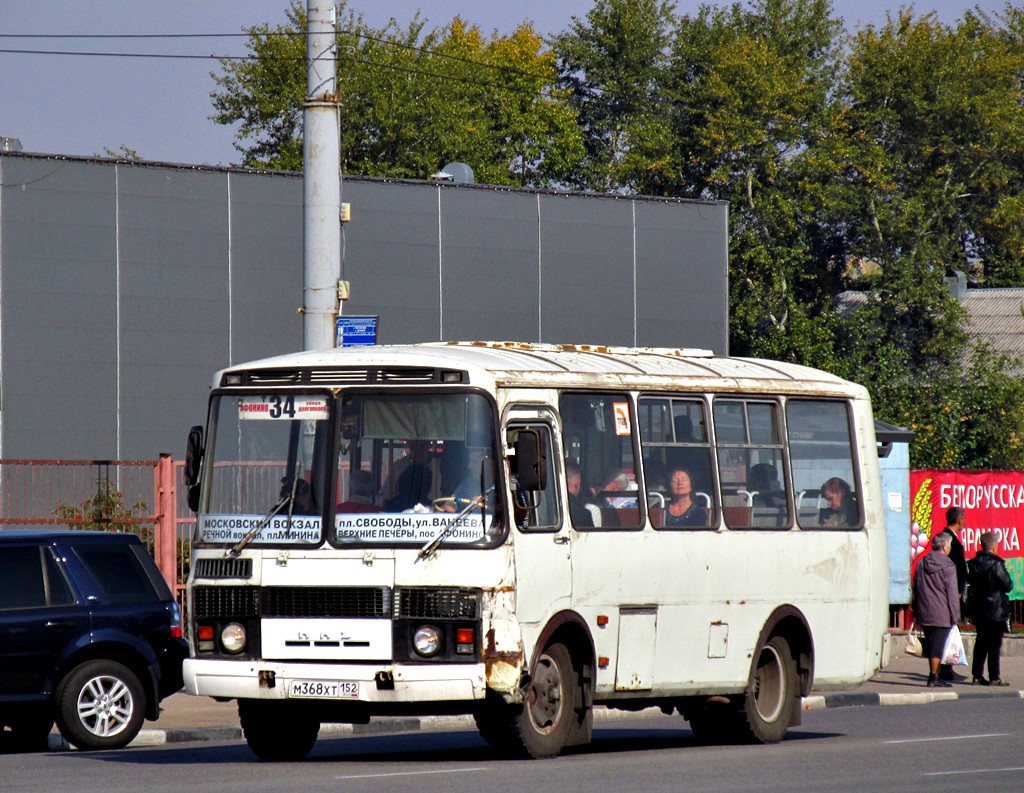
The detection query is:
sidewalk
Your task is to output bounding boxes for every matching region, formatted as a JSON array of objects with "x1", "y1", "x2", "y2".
[{"x1": 48, "y1": 635, "x2": 1024, "y2": 751}]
